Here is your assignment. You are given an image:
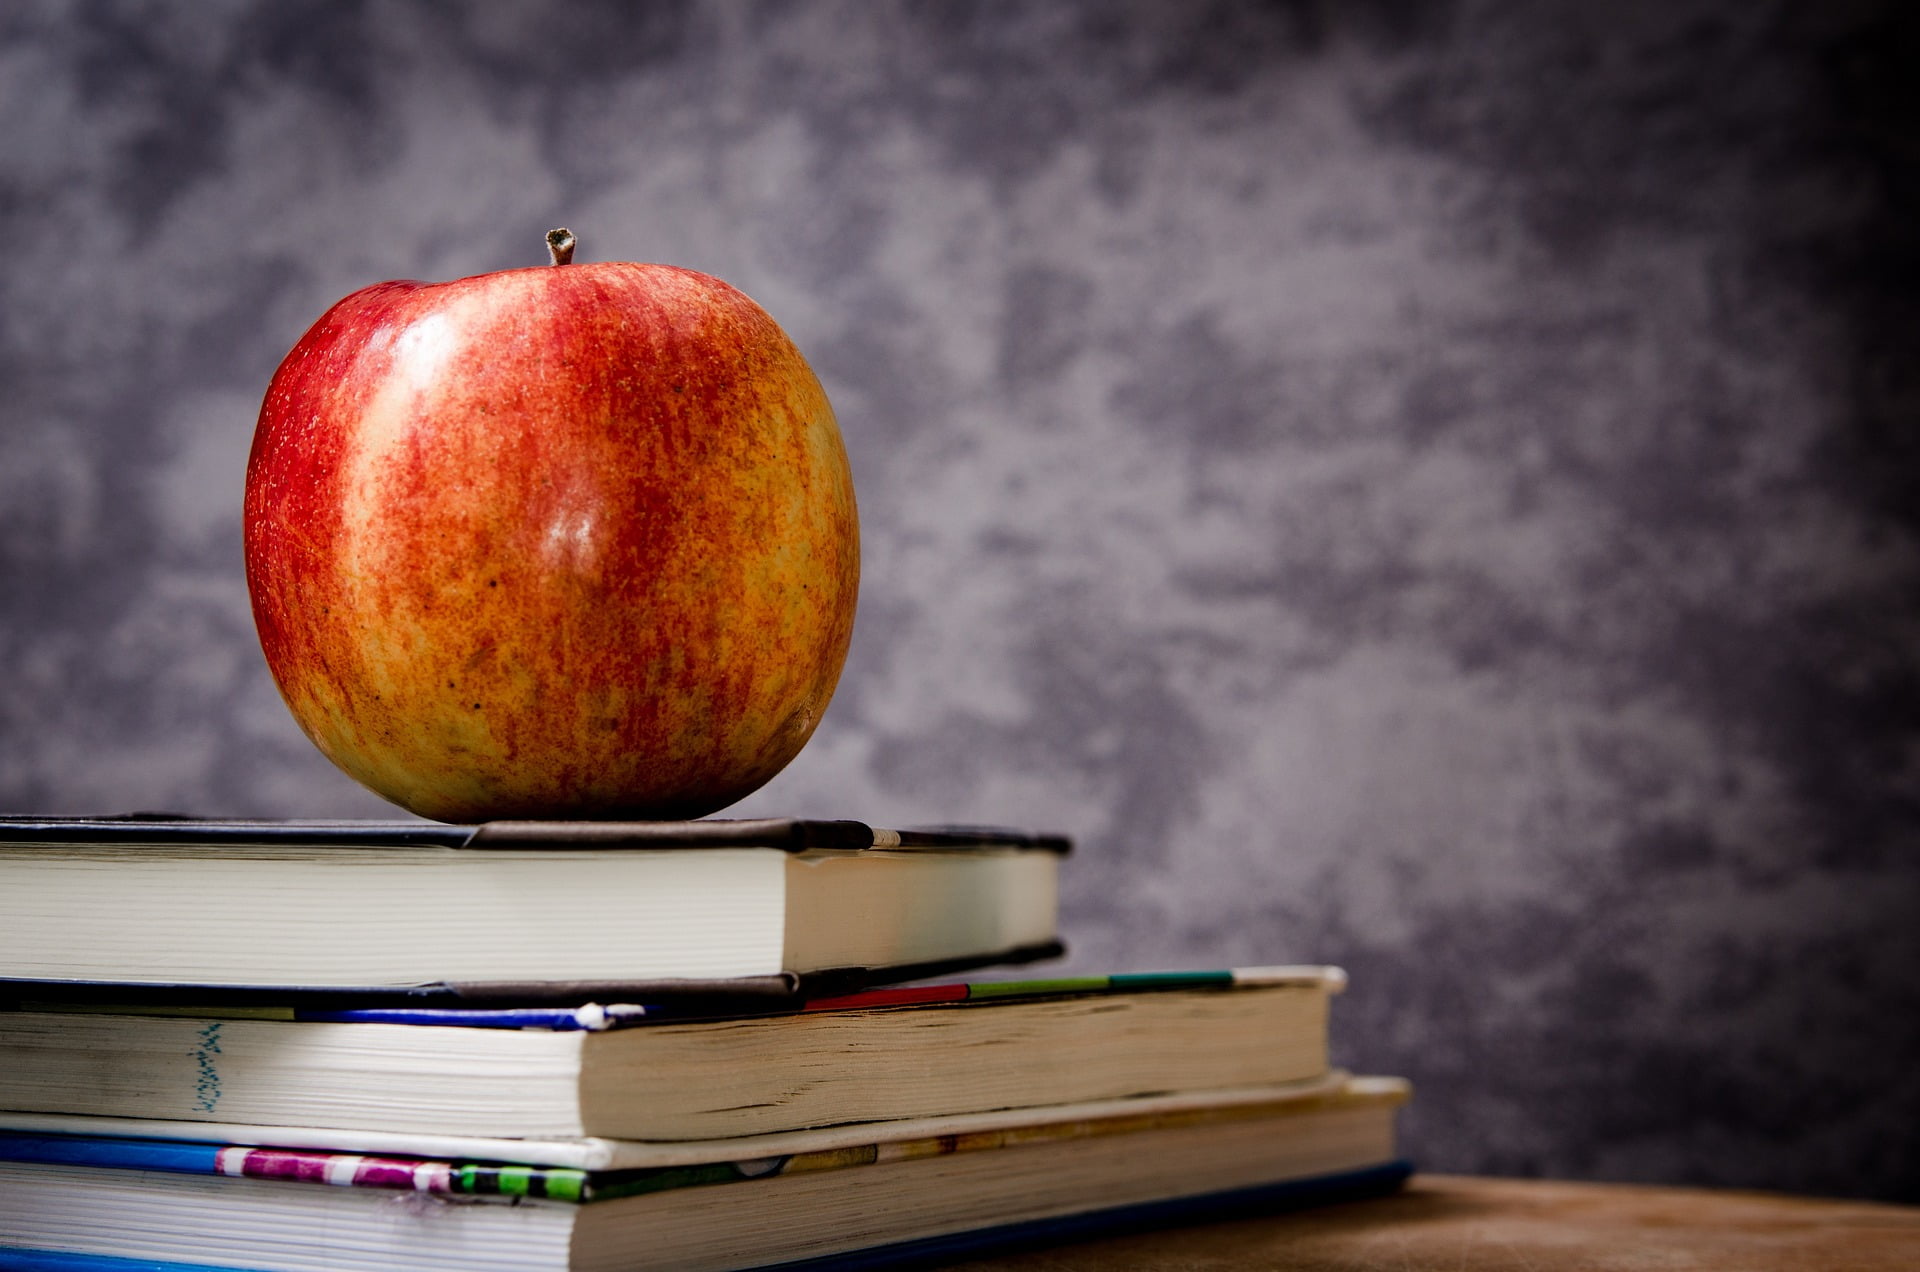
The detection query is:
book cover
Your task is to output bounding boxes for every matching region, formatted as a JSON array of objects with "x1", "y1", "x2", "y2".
[
  {"x1": 7, "y1": 964, "x2": 1345, "y2": 1025},
  {"x1": 0, "y1": 815, "x2": 1072, "y2": 854}
]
